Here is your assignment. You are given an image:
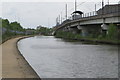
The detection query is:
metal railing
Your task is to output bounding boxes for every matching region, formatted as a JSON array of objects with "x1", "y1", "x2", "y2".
[
  {"x1": 55, "y1": 4, "x2": 120, "y2": 28},
  {"x1": 1, "y1": 27, "x2": 25, "y2": 35}
]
